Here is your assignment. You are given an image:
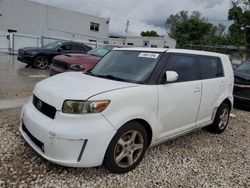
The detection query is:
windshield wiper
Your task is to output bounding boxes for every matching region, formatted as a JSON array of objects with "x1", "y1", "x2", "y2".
[{"x1": 95, "y1": 74, "x2": 126, "y2": 81}]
